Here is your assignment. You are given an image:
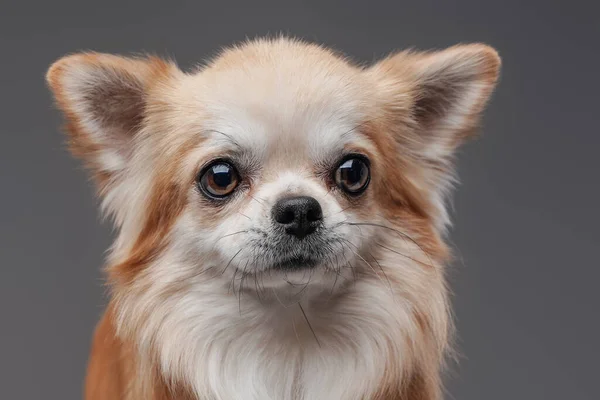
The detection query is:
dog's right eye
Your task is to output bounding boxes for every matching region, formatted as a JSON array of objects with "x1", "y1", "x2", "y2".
[{"x1": 197, "y1": 161, "x2": 240, "y2": 199}]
